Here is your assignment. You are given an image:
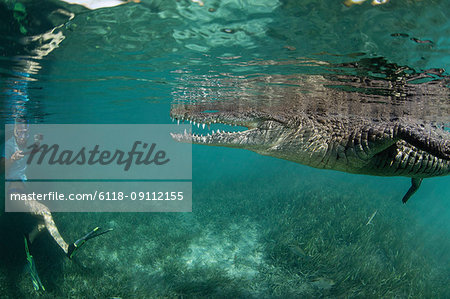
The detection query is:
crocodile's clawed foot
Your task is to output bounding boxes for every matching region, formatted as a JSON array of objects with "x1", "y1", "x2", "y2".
[{"x1": 402, "y1": 178, "x2": 423, "y2": 204}]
